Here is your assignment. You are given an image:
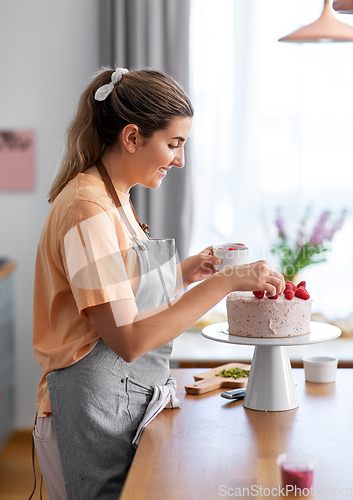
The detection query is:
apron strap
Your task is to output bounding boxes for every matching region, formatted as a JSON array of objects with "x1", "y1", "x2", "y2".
[
  {"x1": 129, "y1": 199, "x2": 150, "y2": 236},
  {"x1": 28, "y1": 413, "x2": 44, "y2": 500},
  {"x1": 95, "y1": 159, "x2": 149, "y2": 248},
  {"x1": 95, "y1": 158, "x2": 123, "y2": 209}
]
